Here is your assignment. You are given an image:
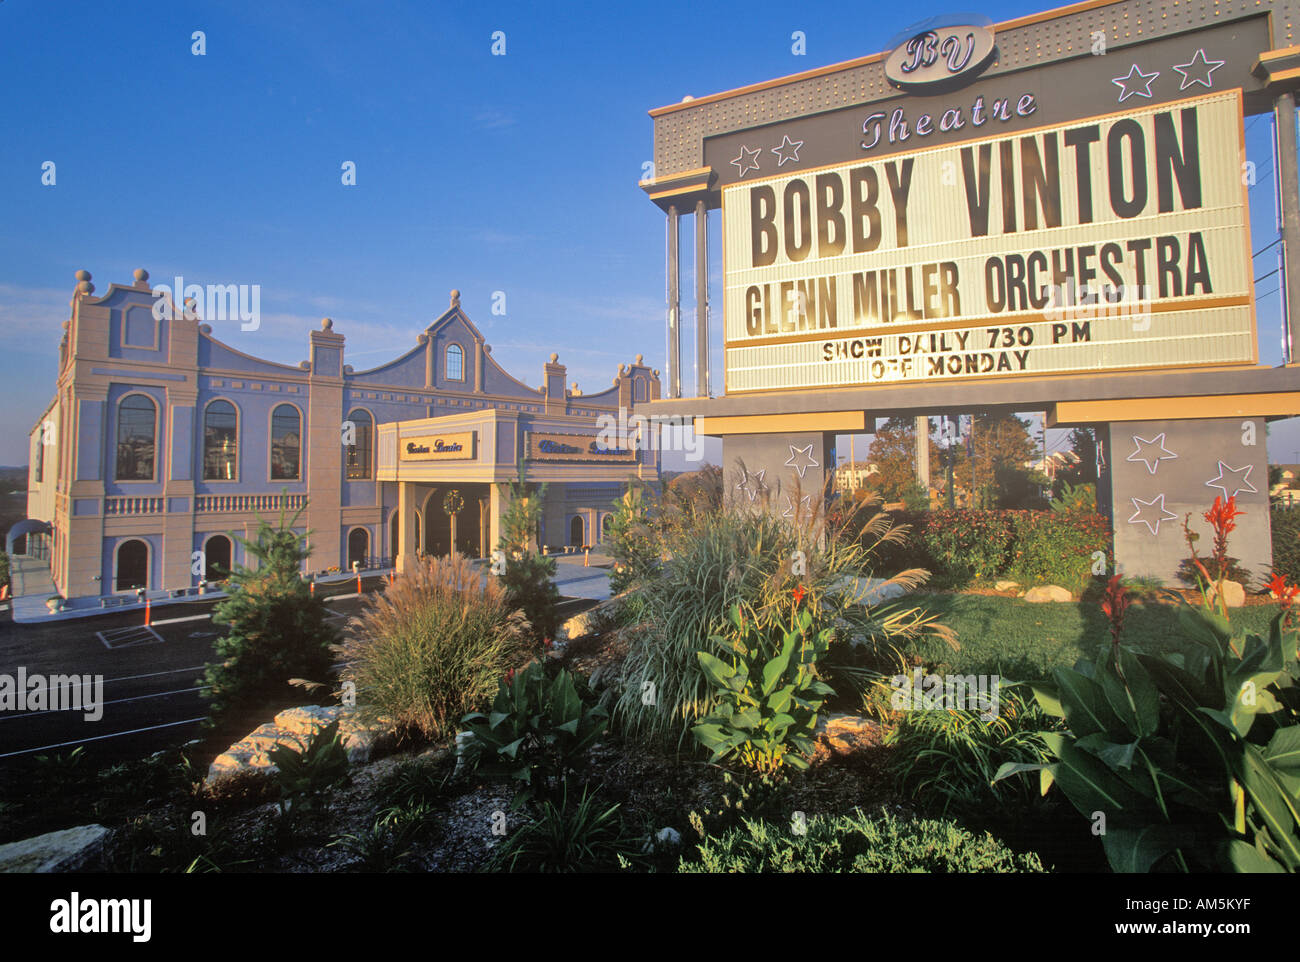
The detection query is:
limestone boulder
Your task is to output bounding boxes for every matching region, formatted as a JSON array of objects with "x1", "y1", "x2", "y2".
[
  {"x1": 1023, "y1": 585, "x2": 1073, "y2": 603},
  {"x1": 205, "y1": 704, "x2": 395, "y2": 788},
  {"x1": 0, "y1": 824, "x2": 109, "y2": 873},
  {"x1": 995, "y1": 580, "x2": 1020, "y2": 592},
  {"x1": 1212, "y1": 580, "x2": 1247, "y2": 608},
  {"x1": 811, "y1": 713, "x2": 882, "y2": 764}
]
